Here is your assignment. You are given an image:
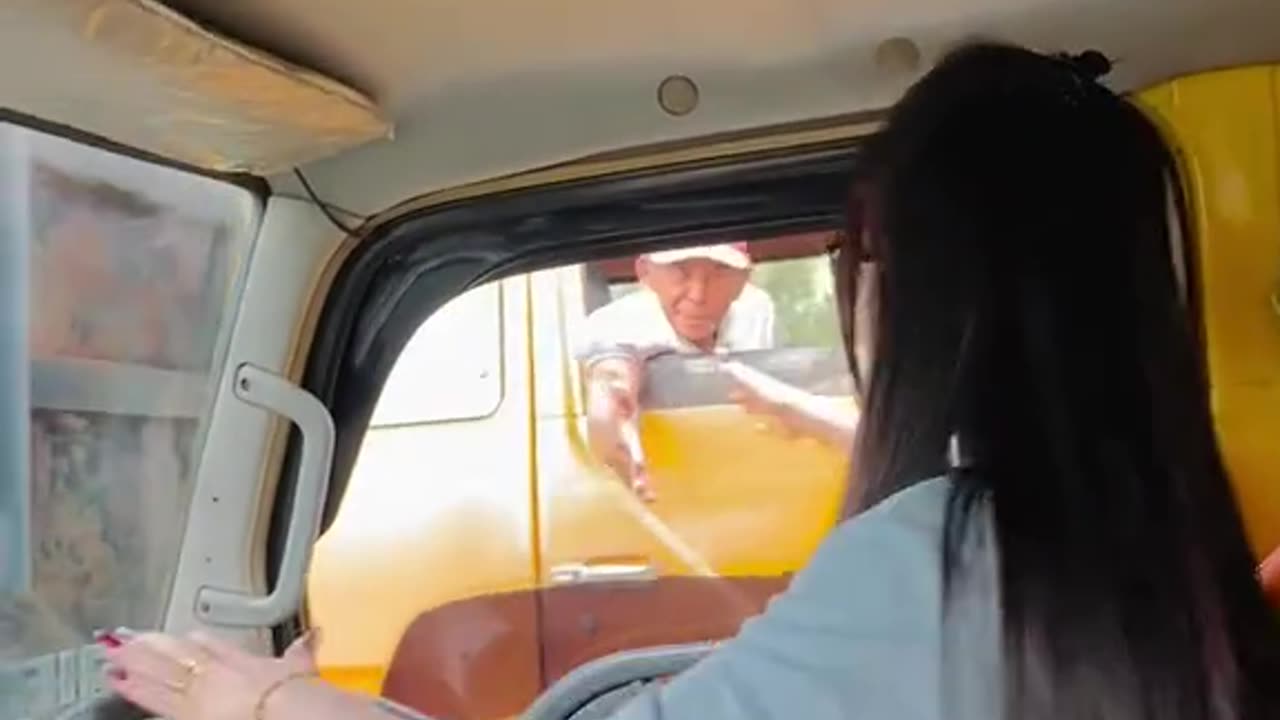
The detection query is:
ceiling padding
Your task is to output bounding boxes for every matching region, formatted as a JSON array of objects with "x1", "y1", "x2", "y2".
[{"x1": 0, "y1": 0, "x2": 392, "y2": 173}]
